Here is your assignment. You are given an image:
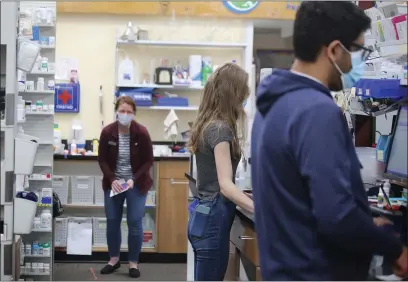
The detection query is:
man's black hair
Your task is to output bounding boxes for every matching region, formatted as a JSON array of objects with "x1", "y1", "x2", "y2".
[{"x1": 293, "y1": 1, "x2": 371, "y2": 62}]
